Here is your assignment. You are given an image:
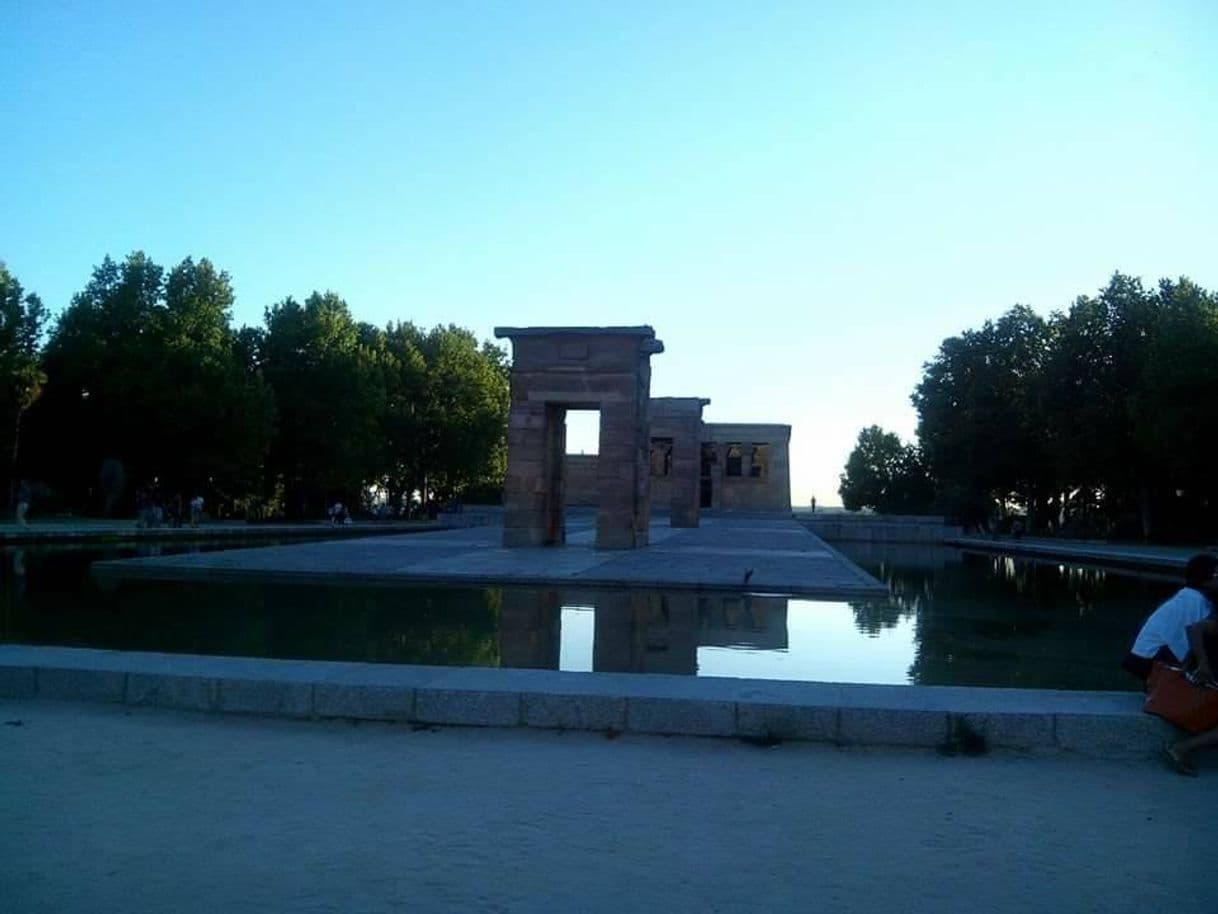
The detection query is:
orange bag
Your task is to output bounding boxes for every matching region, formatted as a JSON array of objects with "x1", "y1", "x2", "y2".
[{"x1": 1144, "y1": 662, "x2": 1218, "y2": 734}]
